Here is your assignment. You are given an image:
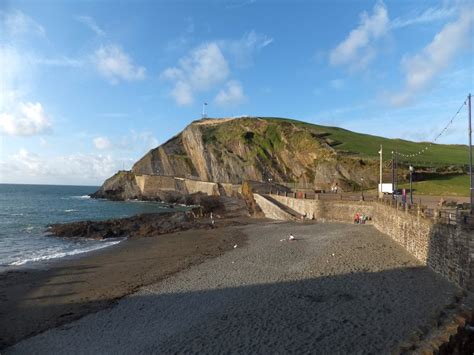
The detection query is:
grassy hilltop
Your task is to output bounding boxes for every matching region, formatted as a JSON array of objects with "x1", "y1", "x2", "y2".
[
  {"x1": 267, "y1": 118, "x2": 469, "y2": 166},
  {"x1": 98, "y1": 116, "x2": 469, "y2": 199}
]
